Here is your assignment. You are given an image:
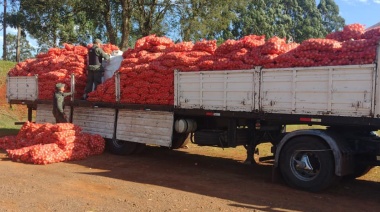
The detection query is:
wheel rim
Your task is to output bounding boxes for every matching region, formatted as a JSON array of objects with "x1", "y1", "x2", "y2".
[{"x1": 290, "y1": 150, "x2": 321, "y2": 181}]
